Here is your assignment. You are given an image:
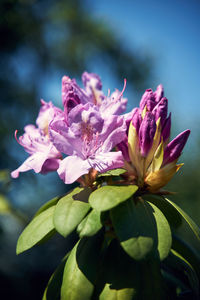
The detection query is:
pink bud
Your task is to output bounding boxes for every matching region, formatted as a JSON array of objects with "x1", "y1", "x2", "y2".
[{"x1": 139, "y1": 112, "x2": 156, "y2": 157}]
